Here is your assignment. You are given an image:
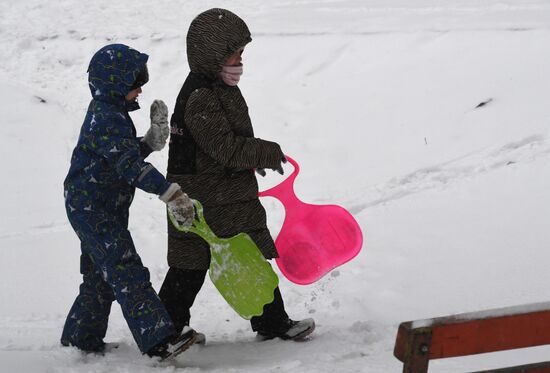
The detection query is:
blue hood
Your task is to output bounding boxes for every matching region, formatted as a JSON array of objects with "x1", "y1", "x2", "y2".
[{"x1": 87, "y1": 44, "x2": 149, "y2": 111}]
